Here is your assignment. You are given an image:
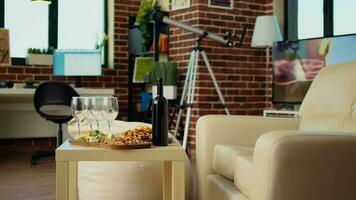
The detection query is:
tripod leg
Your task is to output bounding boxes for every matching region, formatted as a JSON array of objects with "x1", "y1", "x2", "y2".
[
  {"x1": 200, "y1": 50, "x2": 231, "y2": 115},
  {"x1": 174, "y1": 50, "x2": 197, "y2": 137},
  {"x1": 182, "y1": 49, "x2": 199, "y2": 150}
]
